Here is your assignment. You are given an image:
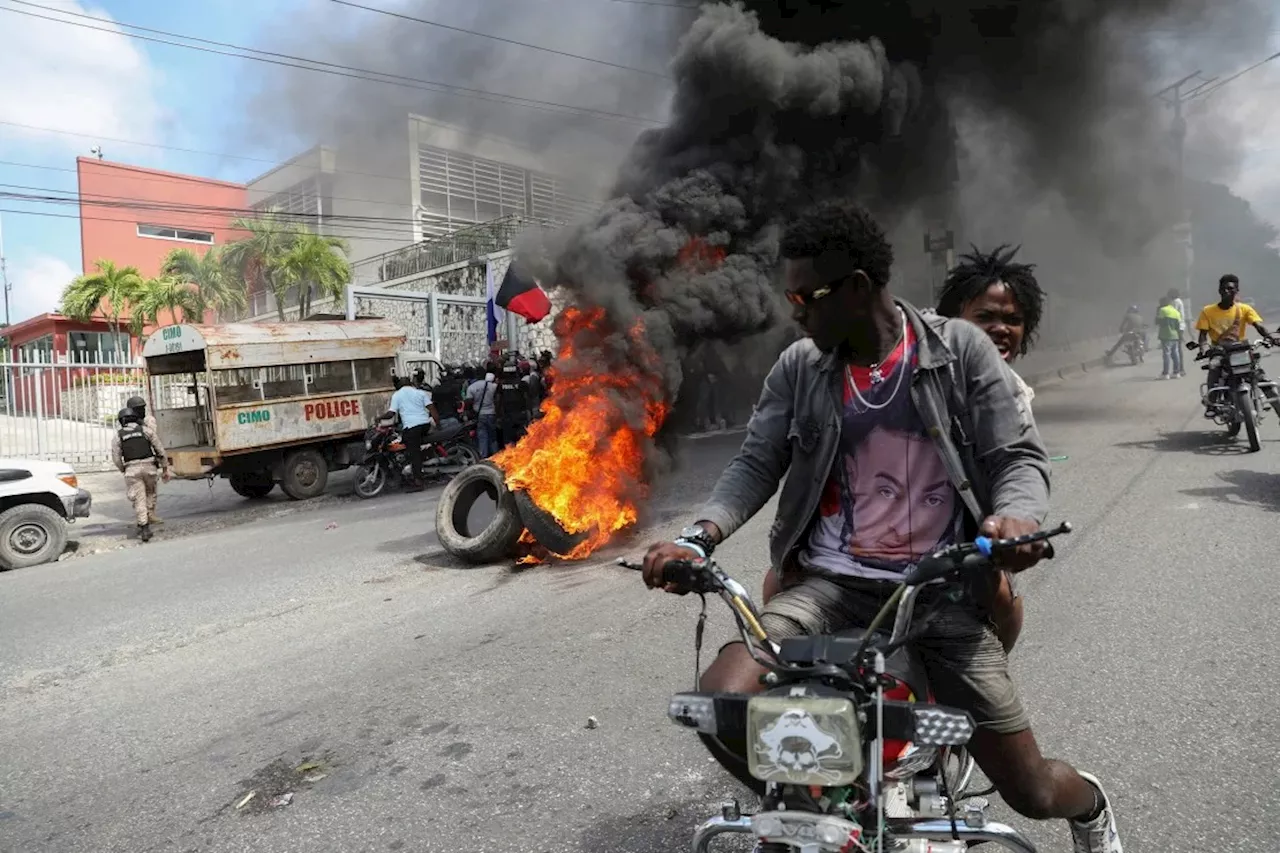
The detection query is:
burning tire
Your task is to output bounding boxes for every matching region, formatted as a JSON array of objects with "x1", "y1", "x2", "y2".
[
  {"x1": 435, "y1": 461, "x2": 523, "y2": 563},
  {"x1": 514, "y1": 489, "x2": 588, "y2": 557}
]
